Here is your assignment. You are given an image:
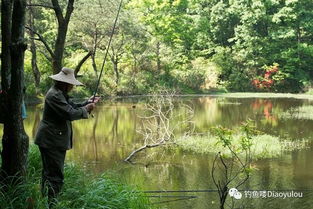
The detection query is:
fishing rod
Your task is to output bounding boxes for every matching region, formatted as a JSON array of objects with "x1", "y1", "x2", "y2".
[{"x1": 92, "y1": 0, "x2": 123, "y2": 102}]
